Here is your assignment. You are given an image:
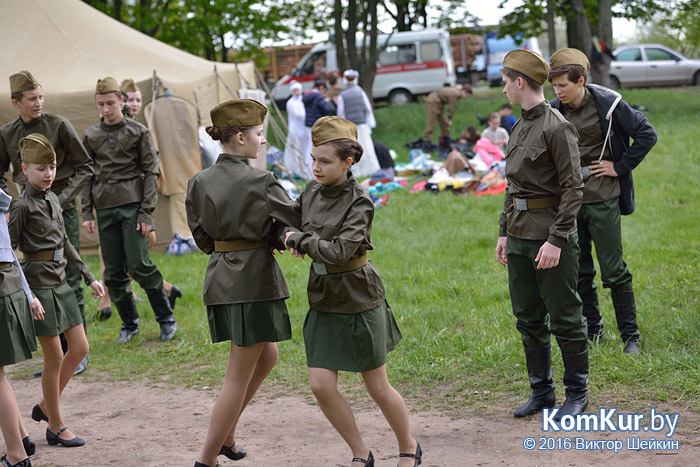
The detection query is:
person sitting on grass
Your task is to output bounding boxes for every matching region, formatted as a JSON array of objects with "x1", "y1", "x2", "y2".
[
  {"x1": 481, "y1": 112, "x2": 509, "y2": 152},
  {"x1": 9, "y1": 133, "x2": 105, "y2": 449}
]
